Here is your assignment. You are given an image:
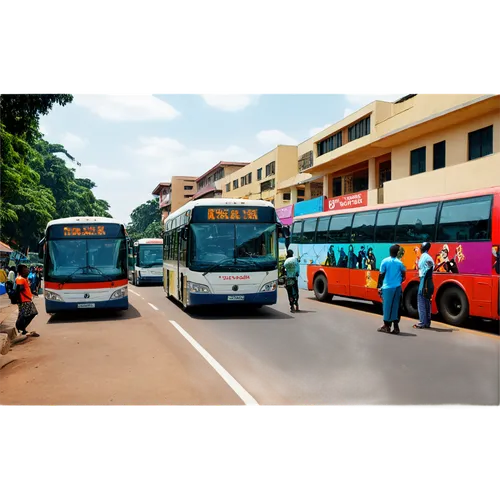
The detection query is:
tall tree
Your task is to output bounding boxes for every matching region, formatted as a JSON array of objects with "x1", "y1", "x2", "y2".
[{"x1": 127, "y1": 199, "x2": 162, "y2": 240}]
